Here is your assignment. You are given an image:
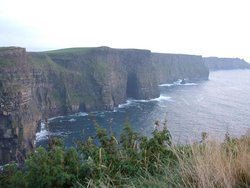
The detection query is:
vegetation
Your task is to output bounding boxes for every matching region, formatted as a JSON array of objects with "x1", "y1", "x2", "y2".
[
  {"x1": 0, "y1": 59, "x2": 14, "y2": 67},
  {"x1": 27, "y1": 53, "x2": 72, "y2": 74},
  {"x1": 179, "y1": 134, "x2": 250, "y2": 188},
  {"x1": 0, "y1": 47, "x2": 20, "y2": 51},
  {"x1": 0, "y1": 120, "x2": 249, "y2": 188},
  {"x1": 45, "y1": 47, "x2": 94, "y2": 55}
]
